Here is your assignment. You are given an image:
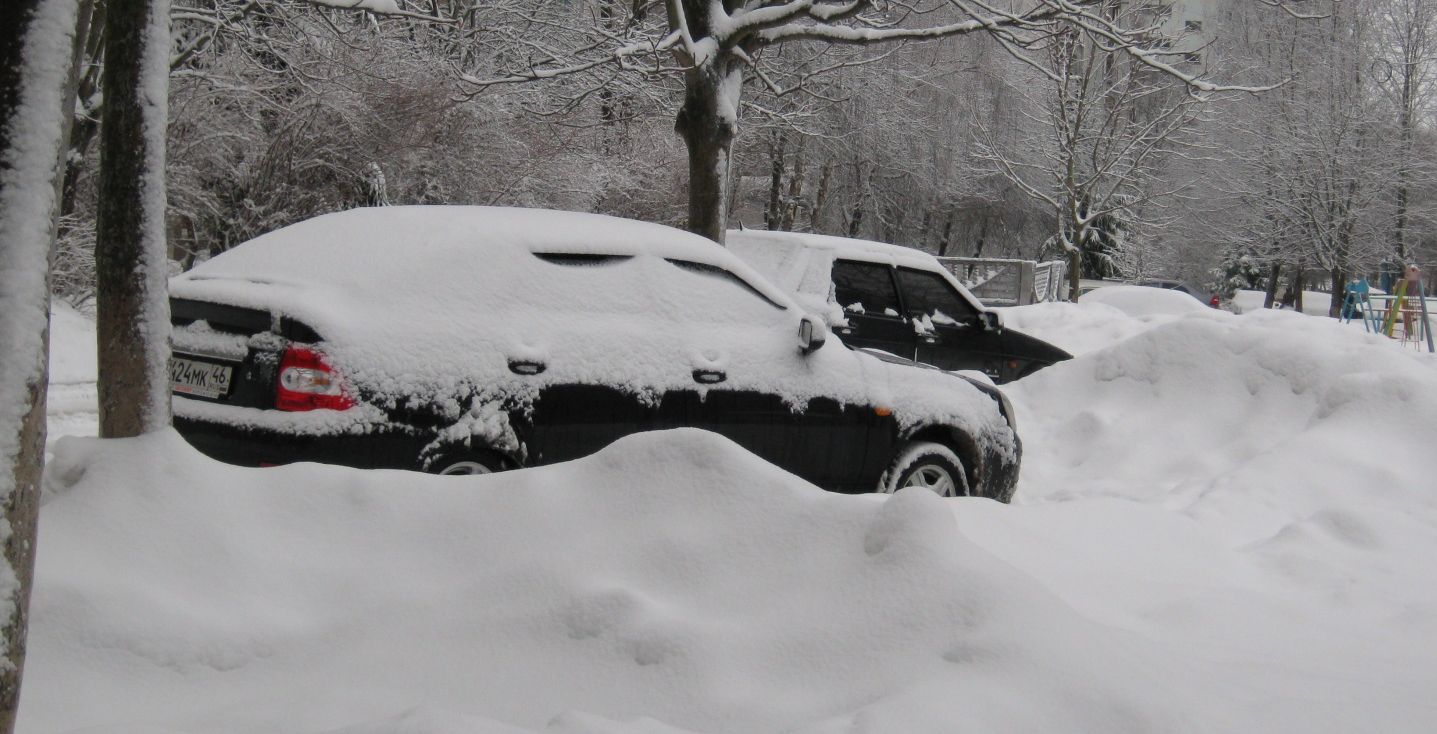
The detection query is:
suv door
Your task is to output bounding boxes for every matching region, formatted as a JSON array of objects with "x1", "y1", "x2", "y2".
[
  {"x1": 830, "y1": 259, "x2": 916, "y2": 360},
  {"x1": 895, "y1": 266, "x2": 1072, "y2": 382},
  {"x1": 894, "y1": 266, "x2": 998, "y2": 375}
]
